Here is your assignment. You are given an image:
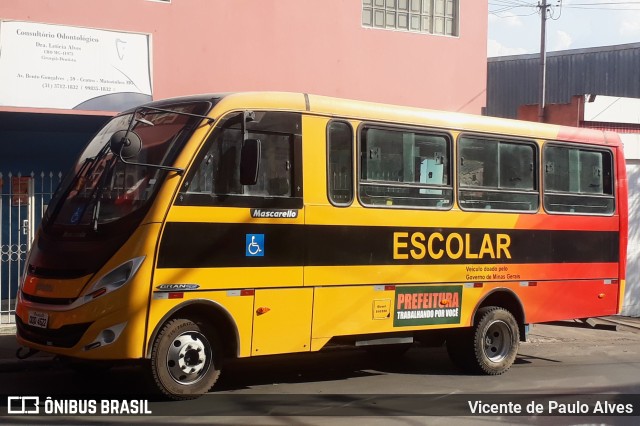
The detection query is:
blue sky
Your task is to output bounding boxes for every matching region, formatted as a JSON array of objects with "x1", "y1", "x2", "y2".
[{"x1": 488, "y1": 0, "x2": 640, "y2": 56}]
